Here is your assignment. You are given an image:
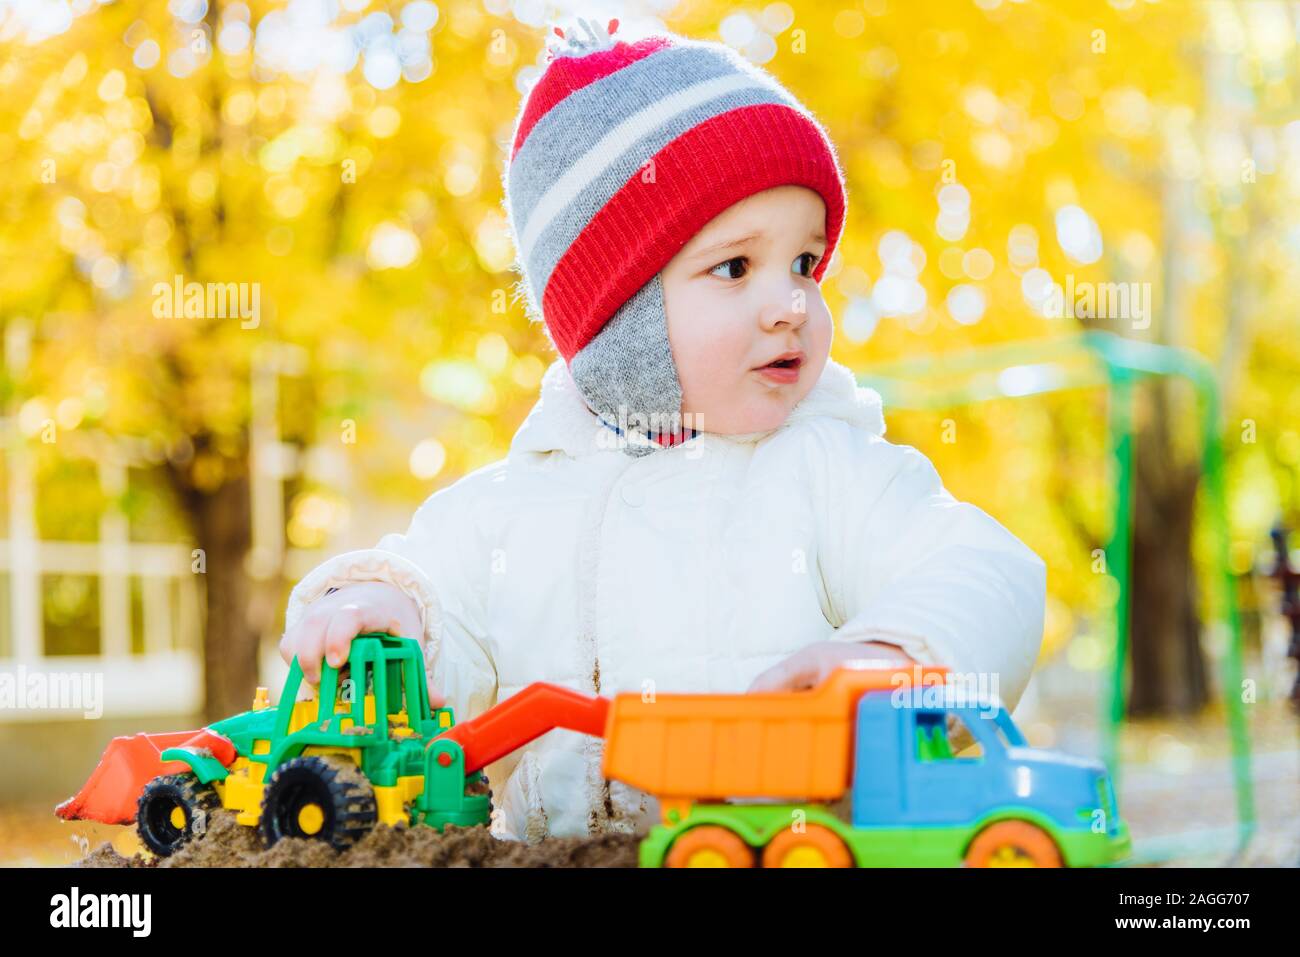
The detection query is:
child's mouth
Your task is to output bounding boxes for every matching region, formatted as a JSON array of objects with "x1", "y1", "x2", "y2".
[{"x1": 755, "y1": 353, "x2": 804, "y2": 384}]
